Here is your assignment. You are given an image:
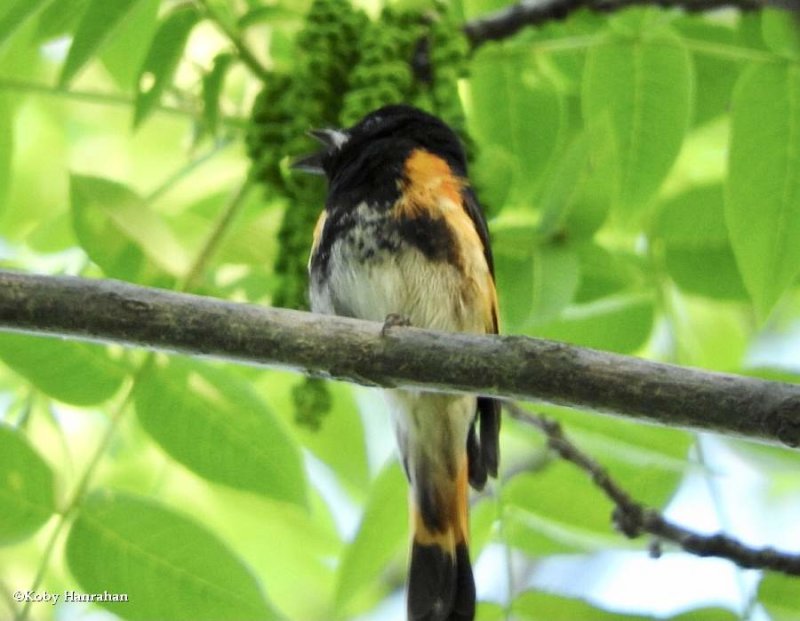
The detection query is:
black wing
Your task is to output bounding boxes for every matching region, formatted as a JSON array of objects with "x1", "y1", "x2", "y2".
[
  {"x1": 462, "y1": 187, "x2": 495, "y2": 277},
  {"x1": 462, "y1": 187, "x2": 501, "y2": 487}
]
